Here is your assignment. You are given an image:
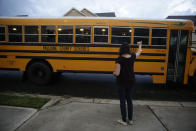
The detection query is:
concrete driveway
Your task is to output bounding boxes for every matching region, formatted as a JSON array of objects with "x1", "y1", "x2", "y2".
[{"x1": 0, "y1": 97, "x2": 196, "y2": 131}]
